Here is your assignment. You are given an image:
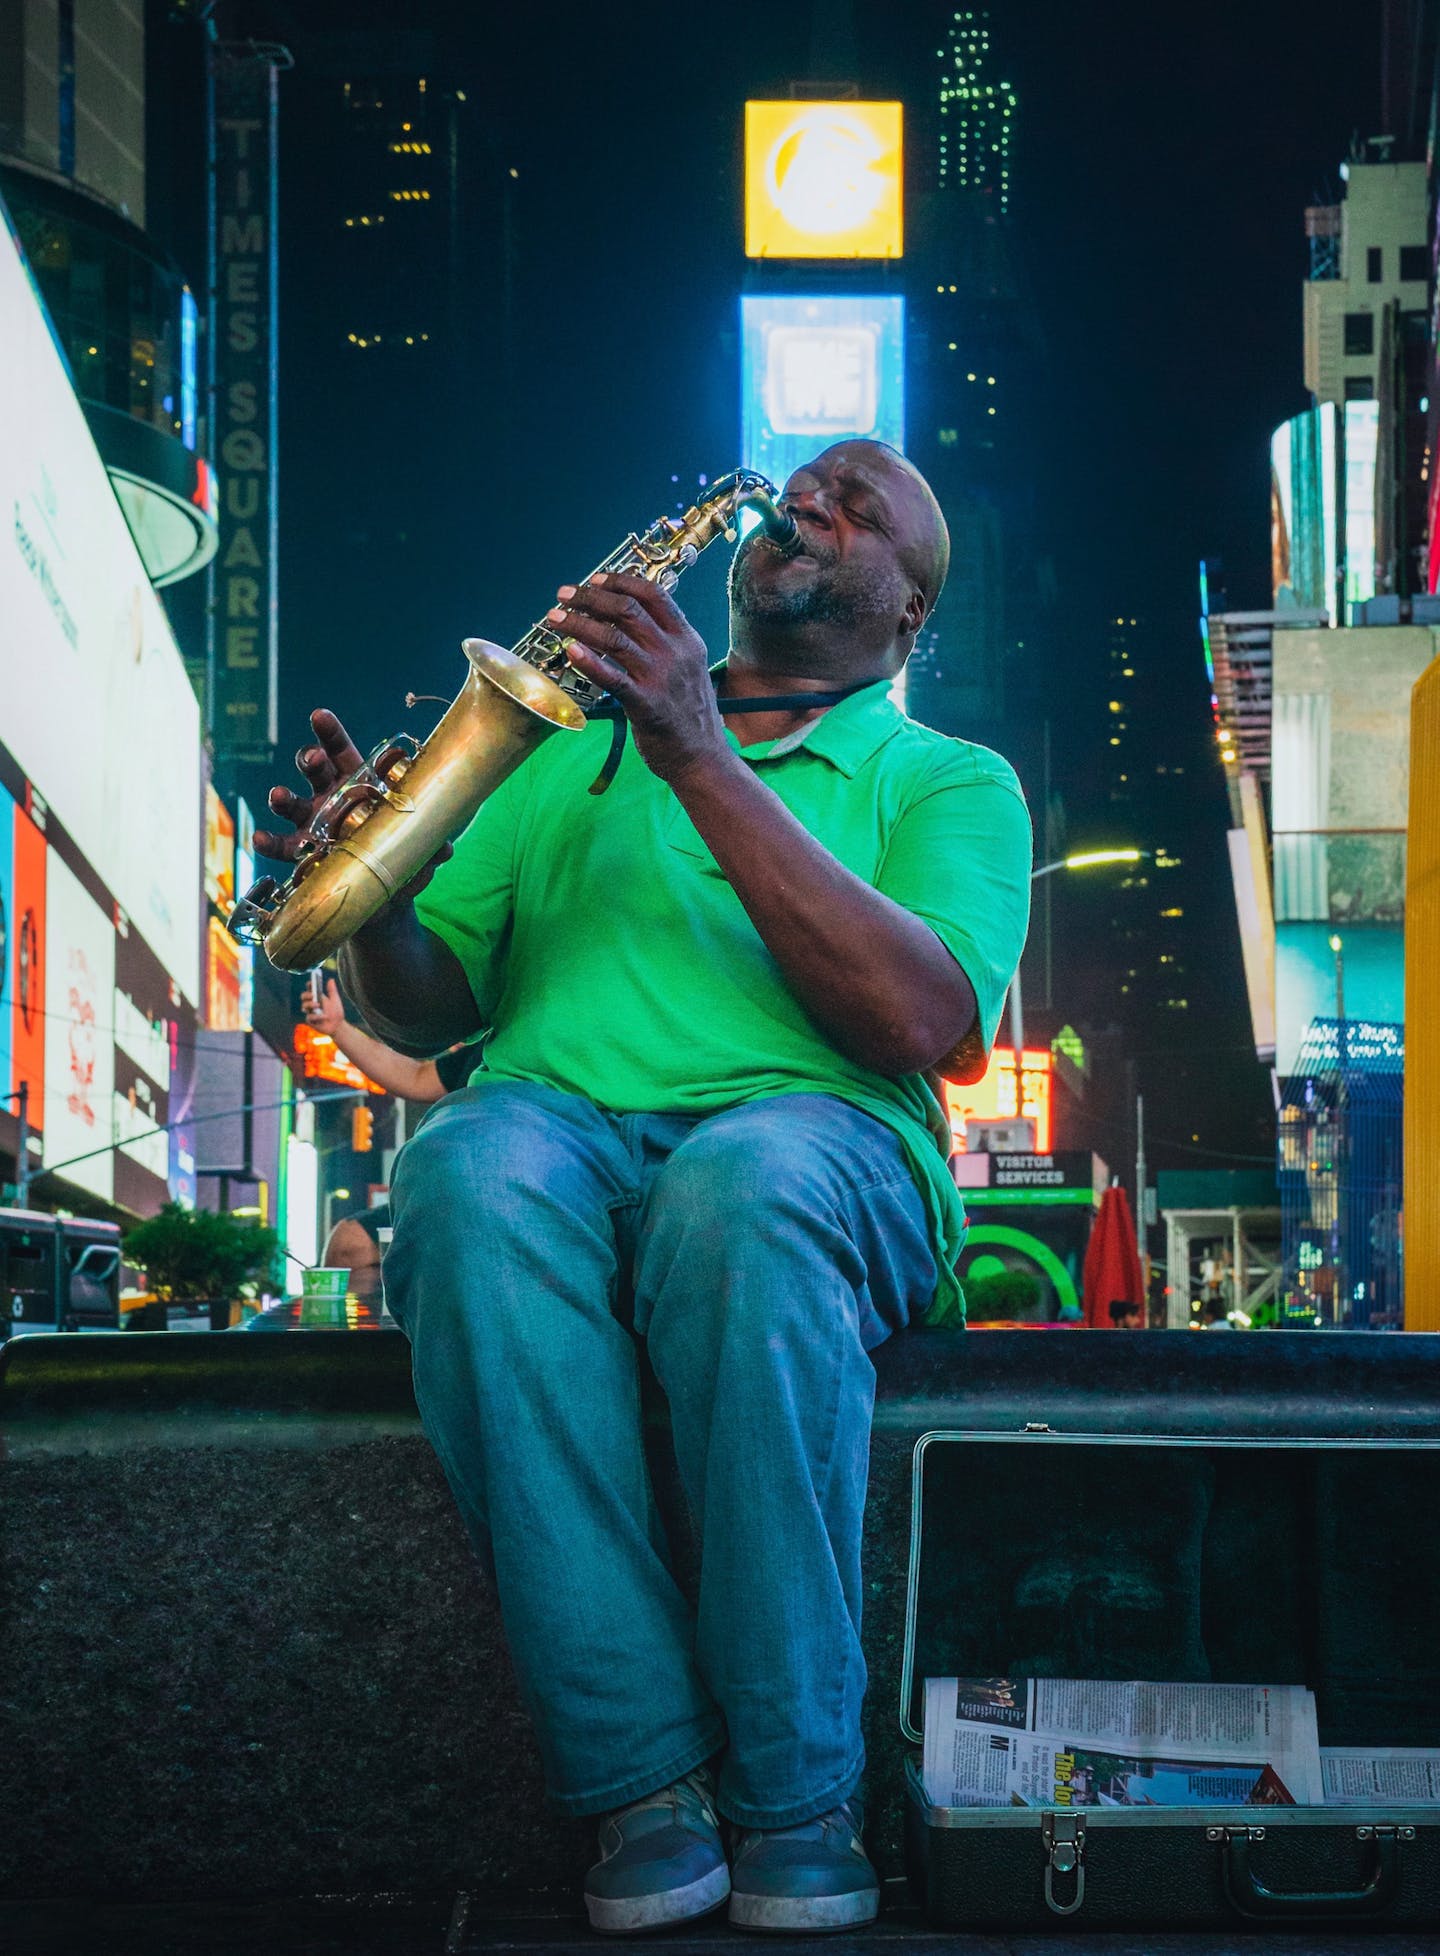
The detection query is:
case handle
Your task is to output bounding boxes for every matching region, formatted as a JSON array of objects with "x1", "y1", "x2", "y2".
[{"x1": 1221, "y1": 1825, "x2": 1404, "y2": 1919}]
